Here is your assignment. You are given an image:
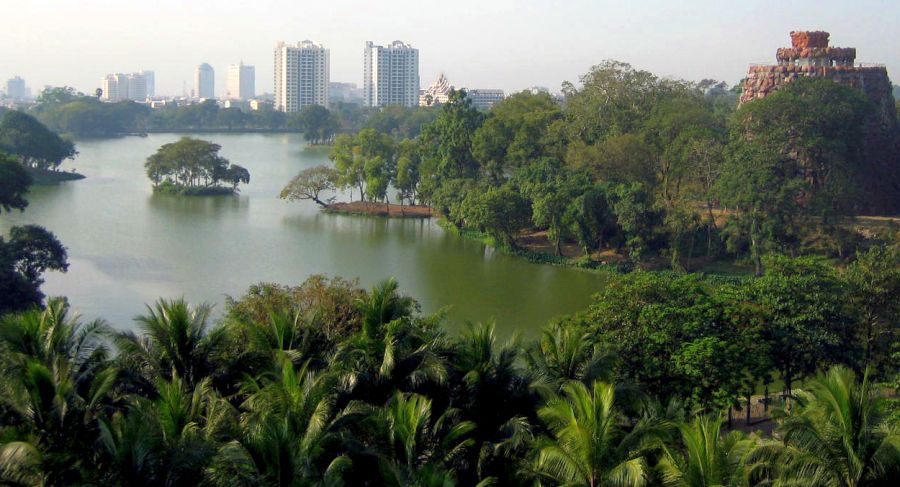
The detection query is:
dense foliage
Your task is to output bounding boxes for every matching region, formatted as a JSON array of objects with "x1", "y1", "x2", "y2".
[
  {"x1": 0, "y1": 253, "x2": 896, "y2": 486},
  {"x1": 0, "y1": 154, "x2": 69, "y2": 315},
  {"x1": 144, "y1": 137, "x2": 250, "y2": 195},
  {"x1": 0, "y1": 111, "x2": 76, "y2": 171},
  {"x1": 282, "y1": 63, "x2": 896, "y2": 274}
]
